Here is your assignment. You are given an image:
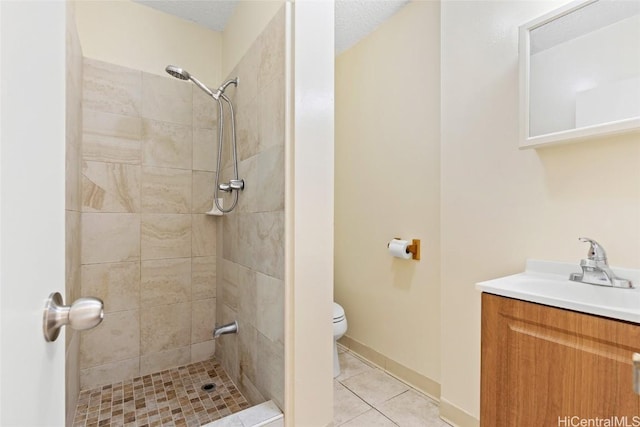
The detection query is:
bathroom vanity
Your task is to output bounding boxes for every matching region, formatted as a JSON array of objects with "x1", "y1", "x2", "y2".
[{"x1": 477, "y1": 260, "x2": 640, "y2": 426}]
